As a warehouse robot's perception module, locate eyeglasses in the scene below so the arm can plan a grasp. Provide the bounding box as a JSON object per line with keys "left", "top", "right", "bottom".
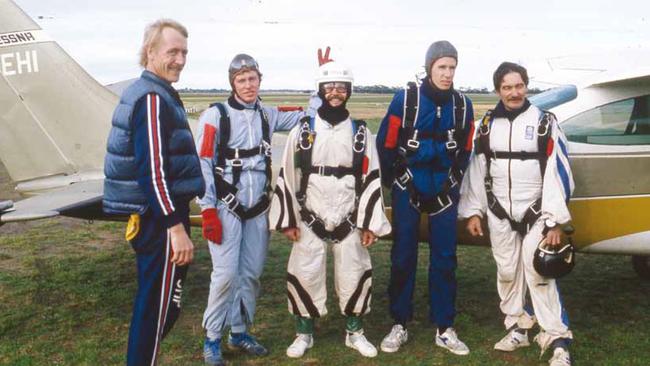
{"left": 323, "top": 82, "right": 348, "bottom": 93}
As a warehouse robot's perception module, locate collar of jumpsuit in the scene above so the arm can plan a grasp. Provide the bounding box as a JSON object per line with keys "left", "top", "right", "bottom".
{"left": 493, "top": 98, "right": 532, "bottom": 122}
{"left": 228, "top": 94, "right": 258, "bottom": 110}
{"left": 421, "top": 76, "right": 453, "bottom": 106}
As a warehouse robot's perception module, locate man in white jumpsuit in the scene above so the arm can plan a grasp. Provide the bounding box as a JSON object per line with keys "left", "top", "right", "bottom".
{"left": 459, "top": 62, "right": 574, "bottom": 366}
{"left": 270, "top": 57, "right": 391, "bottom": 359}
{"left": 196, "top": 54, "right": 314, "bottom": 366}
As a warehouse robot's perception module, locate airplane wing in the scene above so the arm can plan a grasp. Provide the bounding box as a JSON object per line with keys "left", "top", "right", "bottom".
{"left": 0, "top": 179, "right": 104, "bottom": 224}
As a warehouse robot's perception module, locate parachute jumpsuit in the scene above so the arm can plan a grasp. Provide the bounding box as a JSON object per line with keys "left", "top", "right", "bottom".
{"left": 458, "top": 102, "right": 574, "bottom": 348}
{"left": 270, "top": 114, "right": 391, "bottom": 318}
{"left": 196, "top": 97, "right": 309, "bottom": 339}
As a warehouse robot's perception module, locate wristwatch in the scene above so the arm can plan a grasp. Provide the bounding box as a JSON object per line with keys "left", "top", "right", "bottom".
{"left": 544, "top": 219, "right": 557, "bottom": 230}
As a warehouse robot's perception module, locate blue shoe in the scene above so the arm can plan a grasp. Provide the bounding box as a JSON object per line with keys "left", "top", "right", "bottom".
{"left": 228, "top": 332, "right": 269, "bottom": 356}
{"left": 203, "top": 338, "right": 225, "bottom": 366}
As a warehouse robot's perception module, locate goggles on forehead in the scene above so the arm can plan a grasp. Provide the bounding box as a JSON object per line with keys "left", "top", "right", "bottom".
{"left": 231, "top": 59, "right": 258, "bottom": 72}
{"left": 228, "top": 54, "right": 260, "bottom": 77}
{"left": 322, "top": 82, "right": 348, "bottom": 93}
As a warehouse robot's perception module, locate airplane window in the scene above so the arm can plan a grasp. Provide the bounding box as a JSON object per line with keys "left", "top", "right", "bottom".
{"left": 562, "top": 95, "right": 650, "bottom": 145}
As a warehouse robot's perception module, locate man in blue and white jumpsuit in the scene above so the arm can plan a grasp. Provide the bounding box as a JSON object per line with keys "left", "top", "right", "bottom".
{"left": 195, "top": 54, "right": 315, "bottom": 366}
{"left": 376, "top": 41, "right": 474, "bottom": 356}
{"left": 459, "top": 62, "right": 574, "bottom": 366}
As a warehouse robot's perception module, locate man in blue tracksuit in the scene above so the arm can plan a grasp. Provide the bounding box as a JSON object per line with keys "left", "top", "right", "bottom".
{"left": 103, "top": 20, "right": 204, "bottom": 366}
{"left": 196, "top": 53, "right": 317, "bottom": 366}
{"left": 376, "top": 40, "right": 474, "bottom": 355}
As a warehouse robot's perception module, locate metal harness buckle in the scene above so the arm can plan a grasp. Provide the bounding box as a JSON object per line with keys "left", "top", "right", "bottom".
{"left": 406, "top": 139, "right": 420, "bottom": 150}
{"left": 298, "top": 122, "right": 313, "bottom": 150}
{"left": 304, "top": 213, "right": 317, "bottom": 227}
{"left": 353, "top": 126, "right": 366, "bottom": 153}
{"left": 230, "top": 158, "right": 243, "bottom": 167}
{"left": 299, "top": 130, "right": 312, "bottom": 150}
{"left": 479, "top": 121, "right": 490, "bottom": 136}
{"left": 394, "top": 168, "right": 413, "bottom": 190}
{"left": 448, "top": 173, "right": 458, "bottom": 188}
{"left": 261, "top": 141, "right": 272, "bottom": 157}
{"left": 428, "top": 194, "right": 453, "bottom": 216}
{"left": 222, "top": 192, "right": 239, "bottom": 209}
{"left": 529, "top": 201, "right": 542, "bottom": 215}
{"left": 445, "top": 129, "right": 457, "bottom": 150}
{"left": 537, "top": 119, "right": 549, "bottom": 136}
{"left": 406, "top": 129, "right": 420, "bottom": 150}
{"left": 346, "top": 215, "right": 356, "bottom": 228}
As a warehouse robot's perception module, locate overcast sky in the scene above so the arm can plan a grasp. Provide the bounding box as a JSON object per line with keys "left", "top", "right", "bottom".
{"left": 14, "top": 0, "right": 650, "bottom": 90}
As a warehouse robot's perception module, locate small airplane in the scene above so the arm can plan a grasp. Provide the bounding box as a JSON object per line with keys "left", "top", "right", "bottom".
{"left": 1, "top": 0, "right": 649, "bottom": 279}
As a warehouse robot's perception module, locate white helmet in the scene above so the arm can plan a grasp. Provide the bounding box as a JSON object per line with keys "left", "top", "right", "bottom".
{"left": 315, "top": 61, "right": 354, "bottom": 90}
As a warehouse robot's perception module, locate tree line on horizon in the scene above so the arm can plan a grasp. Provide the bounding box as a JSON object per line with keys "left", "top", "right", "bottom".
{"left": 178, "top": 85, "right": 545, "bottom": 95}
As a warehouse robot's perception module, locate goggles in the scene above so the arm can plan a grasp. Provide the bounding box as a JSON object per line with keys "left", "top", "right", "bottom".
{"left": 322, "top": 82, "right": 348, "bottom": 93}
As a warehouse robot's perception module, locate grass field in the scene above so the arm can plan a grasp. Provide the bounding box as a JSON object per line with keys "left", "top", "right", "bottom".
{"left": 1, "top": 219, "right": 649, "bottom": 365}
{"left": 1, "top": 93, "right": 650, "bottom": 365}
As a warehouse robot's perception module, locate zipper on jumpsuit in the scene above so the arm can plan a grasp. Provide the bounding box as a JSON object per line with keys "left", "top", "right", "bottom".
{"left": 507, "top": 119, "right": 514, "bottom": 218}
{"left": 245, "top": 109, "right": 255, "bottom": 207}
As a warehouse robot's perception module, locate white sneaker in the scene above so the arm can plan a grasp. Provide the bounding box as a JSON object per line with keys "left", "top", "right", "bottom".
{"left": 345, "top": 330, "right": 378, "bottom": 358}
{"left": 494, "top": 328, "right": 530, "bottom": 352}
{"left": 286, "top": 333, "right": 313, "bottom": 358}
{"left": 380, "top": 324, "right": 408, "bottom": 353}
{"left": 435, "top": 328, "right": 470, "bottom": 355}
{"left": 549, "top": 347, "right": 572, "bottom": 366}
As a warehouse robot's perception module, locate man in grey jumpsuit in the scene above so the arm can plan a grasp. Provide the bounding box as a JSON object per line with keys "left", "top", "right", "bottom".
{"left": 195, "top": 54, "right": 315, "bottom": 365}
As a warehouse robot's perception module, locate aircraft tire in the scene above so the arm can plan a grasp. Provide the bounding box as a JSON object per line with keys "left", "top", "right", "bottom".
{"left": 631, "top": 256, "right": 650, "bottom": 280}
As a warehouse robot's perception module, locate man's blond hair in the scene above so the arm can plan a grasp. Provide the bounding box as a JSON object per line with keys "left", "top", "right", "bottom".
{"left": 139, "top": 19, "right": 188, "bottom": 68}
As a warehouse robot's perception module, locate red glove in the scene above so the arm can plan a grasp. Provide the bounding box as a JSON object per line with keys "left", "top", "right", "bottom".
{"left": 202, "top": 208, "right": 222, "bottom": 244}
{"left": 317, "top": 46, "right": 333, "bottom": 66}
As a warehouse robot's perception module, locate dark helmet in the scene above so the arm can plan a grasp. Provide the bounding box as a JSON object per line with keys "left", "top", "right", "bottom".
{"left": 533, "top": 238, "right": 576, "bottom": 278}
{"left": 228, "top": 53, "right": 261, "bottom": 85}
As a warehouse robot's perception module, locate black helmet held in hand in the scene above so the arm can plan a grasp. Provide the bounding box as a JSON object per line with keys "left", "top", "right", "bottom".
{"left": 533, "top": 238, "right": 576, "bottom": 279}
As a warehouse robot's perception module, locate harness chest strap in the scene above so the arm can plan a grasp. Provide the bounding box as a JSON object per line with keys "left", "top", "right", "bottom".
{"left": 212, "top": 102, "right": 273, "bottom": 220}
{"left": 296, "top": 116, "right": 368, "bottom": 242}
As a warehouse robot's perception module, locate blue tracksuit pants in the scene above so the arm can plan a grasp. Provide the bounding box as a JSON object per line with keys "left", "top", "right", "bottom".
{"left": 127, "top": 204, "right": 190, "bottom": 366}
{"left": 387, "top": 188, "right": 458, "bottom": 328}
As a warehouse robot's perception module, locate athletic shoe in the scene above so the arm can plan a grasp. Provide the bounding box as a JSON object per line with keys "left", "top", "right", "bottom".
{"left": 435, "top": 328, "right": 470, "bottom": 355}
{"left": 203, "top": 338, "right": 225, "bottom": 366}
{"left": 345, "top": 329, "right": 378, "bottom": 358}
{"left": 494, "top": 328, "right": 530, "bottom": 352}
{"left": 380, "top": 324, "right": 408, "bottom": 353}
{"left": 227, "top": 332, "right": 269, "bottom": 356}
{"left": 549, "top": 347, "right": 572, "bottom": 366}
{"left": 286, "top": 333, "right": 313, "bottom": 358}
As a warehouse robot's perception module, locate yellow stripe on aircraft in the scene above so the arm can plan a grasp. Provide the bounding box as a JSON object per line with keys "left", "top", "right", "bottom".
{"left": 569, "top": 195, "right": 650, "bottom": 249}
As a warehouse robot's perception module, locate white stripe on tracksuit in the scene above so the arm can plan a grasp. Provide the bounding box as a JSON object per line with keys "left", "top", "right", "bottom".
{"left": 150, "top": 232, "right": 176, "bottom": 366}
{"left": 146, "top": 93, "right": 175, "bottom": 215}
